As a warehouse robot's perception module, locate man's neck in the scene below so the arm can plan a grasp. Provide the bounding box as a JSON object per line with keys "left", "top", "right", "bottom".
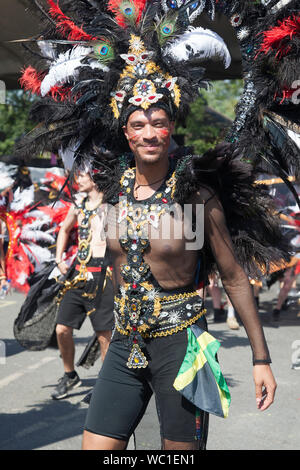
{"left": 134, "top": 156, "right": 169, "bottom": 185}
{"left": 86, "top": 189, "right": 102, "bottom": 207}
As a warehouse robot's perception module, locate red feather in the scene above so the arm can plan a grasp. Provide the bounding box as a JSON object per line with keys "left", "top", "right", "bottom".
{"left": 108, "top": 0, "right": 147, "bottom": 28}
{"left": 19, "top": 66, "right": 45, "bottom": 95}
{"left": 19, "top": 67, "right": 72, "bottom": 102}
{"left": 37, "top": 201, "right": 72, "bottom": 231}
{"left": 275, "top": 86, "right": 300, "bottom": 104}
{"left": 48, "top": 85, "right": 72, "bottom": 102}
{"left": 47, "top": 0, "right": 97, "bottom": 41}
{"left": 43, "top": 171, "right": 74, "bottom": 197}
{"left": 258, "top": 14, "right": 300, "bottom": 58}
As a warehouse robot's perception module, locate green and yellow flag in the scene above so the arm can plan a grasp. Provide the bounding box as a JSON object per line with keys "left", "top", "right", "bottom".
{"left": 173, "top": 324, "right": 231, "bottom": 418}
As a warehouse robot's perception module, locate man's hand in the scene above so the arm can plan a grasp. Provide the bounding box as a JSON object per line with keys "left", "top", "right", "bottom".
{"left": 57, "top": 261, "right": 68, "bottom": 276}
{"left": 253, "top": 365, "right": 277, "bottom": 411}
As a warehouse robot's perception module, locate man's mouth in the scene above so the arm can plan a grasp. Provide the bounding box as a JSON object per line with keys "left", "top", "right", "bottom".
{"left": 143, "top": 144, "right": 159, "bottom": 149}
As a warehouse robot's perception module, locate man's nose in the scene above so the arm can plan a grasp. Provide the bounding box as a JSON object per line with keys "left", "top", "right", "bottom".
{"left": 143, "top": 124, "right": 157, "bottom": 140}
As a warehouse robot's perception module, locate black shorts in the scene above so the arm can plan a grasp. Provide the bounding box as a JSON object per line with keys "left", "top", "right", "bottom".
{"left": 84, "top": 317, "right": 209, "bottom": 446}
{"left": 56, "top": 258, "right": 114, "bottom": 332}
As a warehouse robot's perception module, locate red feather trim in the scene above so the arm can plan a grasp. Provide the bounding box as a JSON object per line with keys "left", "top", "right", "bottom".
{"left": 19, "top": 68, "right": 72, "bottom": 102}
{"left": 275, "top": 85, "right": 300, "bottom": 104}
{"left": 257, "top": 14, "right": 300, "bottom": 58}
{"left": 37, "top": 200, "right": 72, "bottom": 231}
{"left": 19, "top": 66, "right": 45, "bottom": 95}
{"left": 44, "top": 171, "right": 73, "bottom": 196}
{"left": 0, "top": 210, "right": 33, "bottom": 293}
{"left": 48, "top": 85, "right": 72, "bottom": 102}
{"left": 108, "top": 0, "right": 147, "bottom": 28}
{"left": 47, "top": 0, "right": 97, "bottom": 41}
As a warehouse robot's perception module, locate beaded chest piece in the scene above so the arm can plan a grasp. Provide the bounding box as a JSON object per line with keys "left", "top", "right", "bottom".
{"left": 115, "top": 164, "right": 205, "bottom": 369}
{"left": 76, "top": 197, "right": 103, "bottom": 281}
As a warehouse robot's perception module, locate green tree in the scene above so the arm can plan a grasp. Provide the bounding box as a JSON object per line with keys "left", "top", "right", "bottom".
{"left": 177, "top": 79, "right": 243, "bottom": 154}
{"left": 176, "top": 95, "right": 220, "bottom": 154}
{"left": 0, "top": 90, "right": 36, "bottom": 156}
{"left": 202, "top": 79, "right": 244, "bottom": 121}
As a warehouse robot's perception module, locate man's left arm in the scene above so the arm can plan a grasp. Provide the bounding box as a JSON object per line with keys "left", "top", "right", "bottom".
{"left": 200, "top": 189, "right": 277, "bottom": 411}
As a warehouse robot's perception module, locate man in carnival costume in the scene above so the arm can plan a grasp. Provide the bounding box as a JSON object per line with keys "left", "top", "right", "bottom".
{"left": 16, "top": 0, "right": 299, "bottom": 450}
{"left": 12, "top": 165, "right": 114, "bottom": 379}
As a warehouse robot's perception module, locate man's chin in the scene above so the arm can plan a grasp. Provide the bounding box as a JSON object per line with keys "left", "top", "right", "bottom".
{"left": 137, "top": 151, "right": 164, "bottom": 164}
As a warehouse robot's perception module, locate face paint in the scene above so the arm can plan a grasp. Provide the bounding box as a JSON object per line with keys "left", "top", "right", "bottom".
{"left": 128, "top": 133, "right": 139, "bottom": 143}
{"left": 157, "top": 128, "right": 170, "bottom": 138}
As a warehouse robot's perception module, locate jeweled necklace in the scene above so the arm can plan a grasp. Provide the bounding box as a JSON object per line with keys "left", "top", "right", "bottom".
{"left": 134, "top": 175, "right": 167, "bottom": 200}
{"left": 117, "top": 164, "right": 177, "bottom": 368}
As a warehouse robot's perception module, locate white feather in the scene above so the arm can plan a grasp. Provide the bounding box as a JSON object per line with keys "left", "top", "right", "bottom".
{"left": 23, "top": 211, "right": 52, "bottom": 227}
{"left": 288, "top": 130, "right": 300, "bottom": 150}
{"left": 10, "top": 186, "right": 35, "bottom": 212}
{"left": 59, "top": 140, "right": 81, "bottom": 171}
{"left": 38, "top": 40, "right": 57, "bottom": 61}
{"left": 41, "top": 46, "right": 93, "bottom": 97}
{"left": 16, "top": 271, "right": 27, "bottom": 286}
{"left": 23, "top": 243, "right": 53, "bottom": 264}
{"left": 0, "top": 174, "right": 14, "bottom": 192}
{"left": 89, "top": 60, "right": 109, "bottom": 73}
{"left": 21, "top": 228, "right": 55, "bottom": 244}
{"left": 164, "top": 27, "right": 231, "bottom": 69}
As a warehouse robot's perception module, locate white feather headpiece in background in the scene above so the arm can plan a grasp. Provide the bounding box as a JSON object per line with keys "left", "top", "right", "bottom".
{"left": 164, "top": 27, "right": 231, "bottom": 69}
{"left": 10, "top": 186, "right": 35, "bottom": 212}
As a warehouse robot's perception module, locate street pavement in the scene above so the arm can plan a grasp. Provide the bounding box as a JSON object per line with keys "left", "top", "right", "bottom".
{"left": 0, "top": 284, "right": 299, "bottom": 451}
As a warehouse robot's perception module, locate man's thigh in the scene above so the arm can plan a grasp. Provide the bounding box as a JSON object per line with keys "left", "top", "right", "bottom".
{"left": 84, "top": 340, "right": 152, "bottom": 441}
{"left": 147, "top": 328, "right": 205, "bottom": 443}
{"left": 56, "top": 288, "right": 86, "bottom": 329}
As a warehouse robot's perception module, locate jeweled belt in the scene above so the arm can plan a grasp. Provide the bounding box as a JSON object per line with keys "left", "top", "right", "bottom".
{"left": 114, "top": 285, "right": 206, "bottom": 369}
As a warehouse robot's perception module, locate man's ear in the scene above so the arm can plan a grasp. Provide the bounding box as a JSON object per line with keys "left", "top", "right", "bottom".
{"left": 170, "top": 121, "right": 175, "bottom": 134}
{"left": 122, "top": 125, "right": 129, "bottom": 140}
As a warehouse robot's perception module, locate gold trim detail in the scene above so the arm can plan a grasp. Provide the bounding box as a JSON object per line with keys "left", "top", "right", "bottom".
{"left": 115, "top": 307, "right": 206, "bottom": 338}
{"left": 86, "top": 308, "right": 96, "bottom": 316}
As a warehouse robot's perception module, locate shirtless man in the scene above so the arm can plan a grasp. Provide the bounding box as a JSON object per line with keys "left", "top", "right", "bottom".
{"left": 52, "top": 170, "right": 114, "bottom": 400}
{"left": 82, "top": 107, "right": 277, "bottom": 450}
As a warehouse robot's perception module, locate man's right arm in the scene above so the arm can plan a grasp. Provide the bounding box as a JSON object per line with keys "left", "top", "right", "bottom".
{"left": 199, "top": 188, "right": 276, "bottom": 411}
{"left": 56, "top": 204, "right": 78, "bottom": 275}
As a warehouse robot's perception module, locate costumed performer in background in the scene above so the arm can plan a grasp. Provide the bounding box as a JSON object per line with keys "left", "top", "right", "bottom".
{"left": 15, "top": 0, "right": 299, "bottom": 451}
{"left": 51, "top": 166, "right": 114, "bottom": 400}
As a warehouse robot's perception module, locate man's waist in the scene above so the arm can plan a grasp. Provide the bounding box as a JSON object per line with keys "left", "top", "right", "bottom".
{"left": 155, "top": 283, "right": 196, "bottom": 298}
{"left": 114, "top": 285, "right": 205, "bottom": 339}
{"left": 75, "top": 256, "right": 107, "bottom": 270}
{"left": 75, "top": 264, "right": 103, "bottom": 272}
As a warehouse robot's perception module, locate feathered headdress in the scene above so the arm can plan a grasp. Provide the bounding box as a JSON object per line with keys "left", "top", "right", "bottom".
{"left": 14, "top": 0, "right": 300, "bottom": 198}
{"left": 215, "top": 0, "right": 300, "bottom": 192}
{"left": 15, "top": 0, "right": 231, "bottom": 170}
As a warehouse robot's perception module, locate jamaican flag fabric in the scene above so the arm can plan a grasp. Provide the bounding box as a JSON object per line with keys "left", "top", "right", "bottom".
{"left": 173, "top": 324, "right": 231, "bottom": 418}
